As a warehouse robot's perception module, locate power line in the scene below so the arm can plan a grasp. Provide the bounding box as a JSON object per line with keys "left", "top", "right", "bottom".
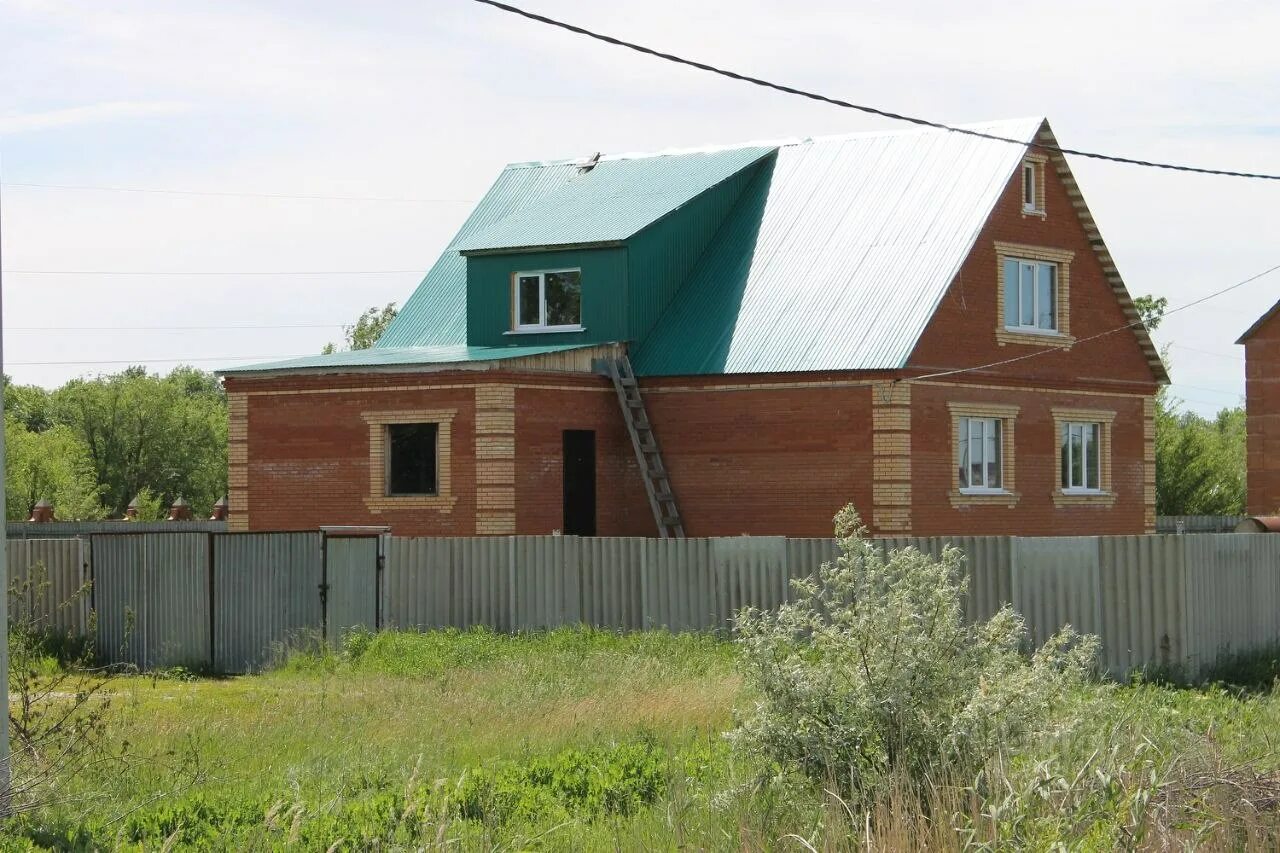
{"left": 910, "top": 261, "right": 1280, "bottom": 383}
{"left": 1169, "top": 382, "right": 1244, "bottom": 398}
{"left": 469, "top": 0, "right": 1280, "bottom": 182}
{"left": 2, "top": 181, "right": 476, "bottom": 204}
{"left": 6, "top": 323, "right": 346, "bottom": 331}
{"left": 8, "top": 354, "right": 307, "bottom": 367}
{"left": 4, "top": 269, "right": 421, "bottom": 276}
{"left": 1169, "top": 342, "right": 1245, "bottom": 362}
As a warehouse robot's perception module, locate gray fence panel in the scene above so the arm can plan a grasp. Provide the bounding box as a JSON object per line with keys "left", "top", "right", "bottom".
{"left": 1156, "top": 516, "right": 1245, "bottom": 534}
{"left": 1184, "top": 534, "right": 1280, "bottom": 675}
{"left": 325, "top": 537, "right": 379, "bottom": 643}
{"left": 6, "top": 539, "right": 89, "bottom": 636}
{"left": 90, "top": 533, "right": 209, "bottom": 670}
{"left": 384, "top": 537, "right": 453, "bottom": 629}
{"left": 643, "top": 538, "right": 716, "bottom": 630}
{"left": 1098, "top": 535, "right": 1185, "bottom": 677}
{"left": 213, "top": 532, "right": 322, "bottom": 673}
{"left": 452, "top": 537, "right": 511, "bottom": 631}
{"left": 880, "top": 536, "right": 1013, "bottom": 624}
{"left": 579, "top": 537, "right": 645, "bottom": 629}
{"left": 509, "top": 536, "right": 580, "bottom": 630}
{"left": 714, "top": 537, "right": 788, "bottom": 625}
{"left": 1012, "top": 537, "right": 1103, "bottom": 649}
{"left": 784, "top": 538, "right": 839, "bottom": 585}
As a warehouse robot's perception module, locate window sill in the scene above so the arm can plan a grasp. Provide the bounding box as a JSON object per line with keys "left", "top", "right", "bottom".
{"left": 996, "top": 327, "right": 1074, "bottom": 349}
{"left": 1053, "top": 490, "right": 1116, "bottom": 508}
{"left": 504, "top": 326, "right": 585, "bottom": 335}
{"left": 364, "top": 495, "right": 457, "bottom": 514}
{"left": 1021, "top": 206, "right": 1046, "bottom": 218}
{"left": 950, "top": 489, "right": 1018, "bottom": 508}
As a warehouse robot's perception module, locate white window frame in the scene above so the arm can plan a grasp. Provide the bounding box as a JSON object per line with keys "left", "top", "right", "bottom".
{"left": 958, "top": 416, "right": 1005, "bottom": 493}
{"left": 512, "top": 268, "right": 583, "bottom": 333}
{"left": 1022, "top": 162, "right": 1038, "bottom": 212}
{"left": 1004, "top": 258, "right": 1058, "bottom": 334}
{"left": 1061, "top": 421, "right": 1102, "bottom": 493}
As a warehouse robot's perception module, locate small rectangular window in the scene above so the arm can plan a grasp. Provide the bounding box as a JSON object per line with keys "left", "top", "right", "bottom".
{"left": 1022, "top": 162, "right": 1037, "bottom": 211}
{"left": 513, "top": 269, "right": 582, "bottom": 331}
{"left": 957, "top": 416, "right": 1003, "bottom": 491}
{"left": 387, "top": 423, "right": 438, "bottom": 496}
{"left": 1003, "top": 258, "right": 1058, "bottom": 333}
{"left": 1061, "top": 421, "right": 1101, "bottom": 491}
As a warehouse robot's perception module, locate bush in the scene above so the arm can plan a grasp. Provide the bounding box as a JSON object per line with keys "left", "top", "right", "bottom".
{"left": 730, "top": 505, "right": 1099, "bottom": 803}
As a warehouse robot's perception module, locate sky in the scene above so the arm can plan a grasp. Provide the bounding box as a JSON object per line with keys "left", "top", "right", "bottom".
{"left": 0, "top": 0, "right": 1277, "bottom": 417}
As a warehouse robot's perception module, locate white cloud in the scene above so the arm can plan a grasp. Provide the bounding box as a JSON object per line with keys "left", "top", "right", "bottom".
{"left": 0, "top": 100, "right": 188, "bottom": 135}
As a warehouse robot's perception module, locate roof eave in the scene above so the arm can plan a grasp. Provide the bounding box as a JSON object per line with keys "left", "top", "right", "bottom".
{"left": 1236, "top": 298, "right": 1280, "bottom": 344}
{"left": 458, "top": 240, "right": 626, "bottom": 257}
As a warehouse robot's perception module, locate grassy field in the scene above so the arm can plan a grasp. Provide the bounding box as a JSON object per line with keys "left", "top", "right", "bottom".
{"left": 6, "top": 628, "right": 1280, "bottom": 850}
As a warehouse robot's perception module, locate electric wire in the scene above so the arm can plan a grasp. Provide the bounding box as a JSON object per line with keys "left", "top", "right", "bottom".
{"left": 469, "top": 0, "right": 1280, "bottom": 181}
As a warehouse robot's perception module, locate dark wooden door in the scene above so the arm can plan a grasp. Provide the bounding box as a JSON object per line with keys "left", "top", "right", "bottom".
{"left": 562, "top": 430, "right": 597, "bottom": 536}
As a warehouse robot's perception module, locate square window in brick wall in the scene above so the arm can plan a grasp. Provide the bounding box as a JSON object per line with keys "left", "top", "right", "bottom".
{"left": 387, "top": 423, "right": 439, "bottom": 496}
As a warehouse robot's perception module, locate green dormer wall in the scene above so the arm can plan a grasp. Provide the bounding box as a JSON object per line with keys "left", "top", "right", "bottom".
{"left": 465, "top": 247, "right": 628, "bottom": 348}
{"left": 625, "top": 156, "right": 769, "bottom": 343}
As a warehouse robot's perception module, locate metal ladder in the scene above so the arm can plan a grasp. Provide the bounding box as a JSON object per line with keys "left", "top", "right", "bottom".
{"left": 604, "top": 355, "right": 685, "bottom": 538}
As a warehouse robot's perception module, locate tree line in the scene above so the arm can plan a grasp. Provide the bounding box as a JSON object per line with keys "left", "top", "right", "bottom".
{"left": 4, "top": 367, "right": 227, "bottom": 521}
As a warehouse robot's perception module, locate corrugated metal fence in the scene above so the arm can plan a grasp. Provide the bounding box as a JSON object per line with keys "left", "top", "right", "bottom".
{"left": 8, "top": 531, "right": 1280, "bottom": 677}
{"left": 1156, "top": 515, "right": 1245, "bottom": 534}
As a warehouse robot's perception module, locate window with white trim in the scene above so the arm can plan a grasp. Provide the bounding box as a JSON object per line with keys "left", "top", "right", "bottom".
{"left": 957, "top": 416, "right": 1003, "bottom": 491}
{"left": 1022, "top": 162, "right": 1037, "bottom": 211}
{"left": 1002, "top": 258, "right": 1058, "bottom": 333}
{"left": 1061, "top": 421, "right": 1101, "bottom": 492}
{"left": 513, "top": 269, "right": 582, "bottom": 331}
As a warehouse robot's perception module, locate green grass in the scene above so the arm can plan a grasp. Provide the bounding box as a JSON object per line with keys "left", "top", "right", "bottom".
{"left": 6, "top": 628, "right": 1280, "bottom": 850}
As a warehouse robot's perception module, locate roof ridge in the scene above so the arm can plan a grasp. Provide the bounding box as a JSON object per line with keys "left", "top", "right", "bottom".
{"left": 499, "top": 117, "right": 1046, "bottom": 170}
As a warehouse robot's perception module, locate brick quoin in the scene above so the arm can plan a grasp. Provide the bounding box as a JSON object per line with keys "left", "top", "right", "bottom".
{"left": 1243, "top": 306, "right": 1280, "bottom": 515}
{"left": 225, "top": 150, "right": 1162, "bottom": 537}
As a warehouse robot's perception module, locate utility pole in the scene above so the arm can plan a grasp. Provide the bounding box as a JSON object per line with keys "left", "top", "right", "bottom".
{"left": 0, "top": 169, "right": 11, "bottom": 804}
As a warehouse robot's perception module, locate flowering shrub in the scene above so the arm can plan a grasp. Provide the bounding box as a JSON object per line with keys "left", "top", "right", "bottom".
{"left": 731, "top": 505, "right": 1098, "bottom": 801}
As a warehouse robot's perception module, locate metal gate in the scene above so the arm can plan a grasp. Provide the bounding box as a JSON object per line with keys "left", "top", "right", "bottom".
{"left": 323, "top": 531, "right": 383, "bottom": 644}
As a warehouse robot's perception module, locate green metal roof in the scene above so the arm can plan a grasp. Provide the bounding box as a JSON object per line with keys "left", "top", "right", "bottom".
{"left": 219, "top": 343, "right": 596, "bottom": 376}
{"left": 453, "top": 147, "right": 773, "bottom": 254}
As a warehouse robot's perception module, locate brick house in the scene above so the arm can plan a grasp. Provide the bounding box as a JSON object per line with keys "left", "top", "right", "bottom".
{"left": 1239, "top": 298, "right": 1280, "bottom": 515}
{"left": 221, "top": 118, "right": 1167, "bottom": 537}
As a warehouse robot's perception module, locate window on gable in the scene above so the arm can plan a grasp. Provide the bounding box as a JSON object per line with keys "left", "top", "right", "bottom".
{"left": 1022, "top": 157, "right": 1045, "bottom": 214}
{"left": 1003, "top": 258, "right": 1058, "bottom": 333}
{"left": 957, "top": 416, "right": 1003, "bottom": 491}
{"left": 513, "top": 269, "right": 582, "bottom": 331}
{"left": 1061, "top": 421, "right": 1101, "bottom": 492}
{"left": 387, "top": 422, "right": 438, "bottom": 496}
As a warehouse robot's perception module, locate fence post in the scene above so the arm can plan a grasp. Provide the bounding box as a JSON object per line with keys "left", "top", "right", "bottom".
{"left": 207, "top": 533, "right": 216, "bottom": 673}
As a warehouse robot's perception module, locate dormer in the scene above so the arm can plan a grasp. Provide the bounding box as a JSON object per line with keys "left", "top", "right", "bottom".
{"left": 455, "top": 147, "right": 774, "bottom": 349}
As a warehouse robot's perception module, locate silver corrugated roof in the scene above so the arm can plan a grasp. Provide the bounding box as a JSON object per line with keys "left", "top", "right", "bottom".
{"left": 632, "top": 118, "right": 1046, "bottom": 374}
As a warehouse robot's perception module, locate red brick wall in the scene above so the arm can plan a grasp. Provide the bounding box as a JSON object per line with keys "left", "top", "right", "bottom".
{"left": 1245, "top": 310, "right": 1280, "bottom": 515}
{"left": 514, "top": 385, "right": 652, "bottom": 536}
{"left": 908, "top": 381, "right": 1147, "bottom": 535}
{"left": 641, "top": 379, "right": 876, "bottom": 537}
{"left": 910, "top": 155, "right": 1159, "bottom": 394}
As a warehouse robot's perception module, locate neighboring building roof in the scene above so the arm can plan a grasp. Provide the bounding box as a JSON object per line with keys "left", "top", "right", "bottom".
{"left": 1237, "top": 298, "right": 1280, "bottom": 344}
{"left": 218, "top": 343, "right": 597, "bottom": 376}
{"left": 454, "top": 146, "right": 774, "bottom": 253}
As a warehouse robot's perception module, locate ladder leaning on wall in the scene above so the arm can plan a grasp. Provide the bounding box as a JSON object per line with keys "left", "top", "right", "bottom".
{"left": 603, "top": 355, "right": 685, "bottom": 539}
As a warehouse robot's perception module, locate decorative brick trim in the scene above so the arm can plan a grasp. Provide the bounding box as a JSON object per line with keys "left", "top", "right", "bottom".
{"left": 1143, "top": 396, "right": 1157, "bottom": 532}
{"left": 994, "top": 241, "right": 1074, "bottom": 347}
{"left": 473, "top": 385, "right": 517, "bottom": 535}
{"left": 948, "top": 402, "right": 1019, "bottom": 507}
{"left": 362, "top": 409, "right": 457, "bottom": 514}
{"left": 226, "top": 392, "right": 249, "bottom": 531}
{"left": 1051, "top": 407, "right": 1117, "bottom": 507}
{"left": 871, "top": 382, "right": 912, "bottom": 533}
